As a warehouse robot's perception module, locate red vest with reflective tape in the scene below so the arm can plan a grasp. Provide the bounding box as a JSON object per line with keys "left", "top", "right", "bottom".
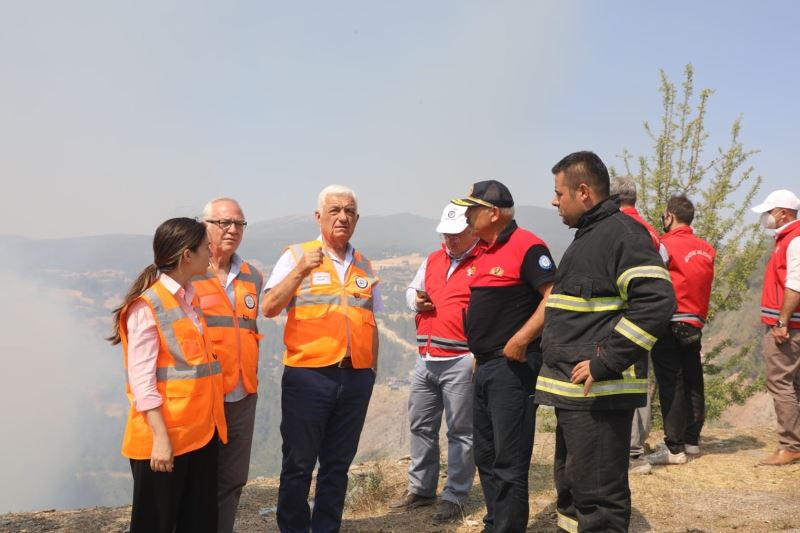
{"left": 661, "top": 226, "right": 715, "bottom": 328}
{"left": 761, "top": 219, "right": 800, "bottom": 328}
{"left": 193, "top": 261, "right": 263, "bottom": 394}
{"left": 620, "top": 206, "right": 660, "bottom": 250}
{"left": 416, "top": 245, "right": 482, "bottom": 357}
{"left": 119, "top": 280, "right": 227, "bottom": 460}
{"left": 284, "top": 240, "right": 379, "bottom": 368}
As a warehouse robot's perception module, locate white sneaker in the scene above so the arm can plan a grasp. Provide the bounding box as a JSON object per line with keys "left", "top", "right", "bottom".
{"left": 646, "top": 448, "right": 687, "bottom": 465}
{"left": 685, "top": 444, "right": 700, "bottom": 456}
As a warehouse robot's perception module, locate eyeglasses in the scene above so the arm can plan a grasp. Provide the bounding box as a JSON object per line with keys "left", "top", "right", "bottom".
{"left": 206, "top": 219, "right": 248, "bottom": 230}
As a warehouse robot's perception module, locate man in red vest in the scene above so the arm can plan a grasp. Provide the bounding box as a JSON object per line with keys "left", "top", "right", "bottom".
{"left": 194, "top": 197, "right": 263, "bottom": 533}
{"left": 647, "top": 195, "right": 716, "bottom": 466}
{"left": 611, "top": 176, "right": 661, "bottom": 475}
{"left": 751, "top": 189, "right": 800, "bottom": 466}
{"left": 388, "top": 203, "right": 481, "bottom": 523}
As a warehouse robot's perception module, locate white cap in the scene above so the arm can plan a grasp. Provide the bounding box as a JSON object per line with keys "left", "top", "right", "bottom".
{"left": 436, "top": 203, "right": 469, "bottom": 234}
{"left": 751, "top": 189, "right": 800, "bottom": 213}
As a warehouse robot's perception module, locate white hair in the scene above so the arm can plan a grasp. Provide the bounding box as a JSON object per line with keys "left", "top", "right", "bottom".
{"left": 610, "top": 176, "right": 638, "bottom": 205}
{"left": 316, "top": 184, "right": 358, "bottom": 211}
{"left": 202, "top": 197, "right": 244, "bottom": 220}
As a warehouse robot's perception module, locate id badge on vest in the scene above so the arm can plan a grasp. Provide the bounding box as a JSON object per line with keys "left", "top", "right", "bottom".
{"left": 312, "top": 272, "right": 331, "bottom": 286}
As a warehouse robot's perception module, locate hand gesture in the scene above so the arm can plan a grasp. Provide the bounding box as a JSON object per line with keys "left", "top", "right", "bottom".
{"left": 502, "top": 338, "right": 528, "bottom": 363}
{"left": 570, "top": 360, "right": 594, "bottom": 396}
{"left": 298, "top": 247, "right": 324, "bottom": 276}
{"left": 415, "top": 291, "right": 434, "bottom": 312}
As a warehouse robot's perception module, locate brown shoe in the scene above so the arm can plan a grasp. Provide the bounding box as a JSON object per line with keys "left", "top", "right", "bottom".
{"left": 432, "top": 500, "right": 463, "bottom": 523}
{"left": 388, "top": 489, "right": 436, "bottom": 512}
{"left": 758, "top": 449, "right": 800, "bottom": 466}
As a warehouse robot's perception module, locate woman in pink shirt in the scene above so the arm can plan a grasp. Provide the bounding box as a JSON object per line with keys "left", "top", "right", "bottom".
{"left": 108, "top": 217, "right": 227, "bottom": 533}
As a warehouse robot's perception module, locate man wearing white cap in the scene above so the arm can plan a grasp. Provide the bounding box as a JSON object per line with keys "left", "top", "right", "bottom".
{"left": 388, "top": 203, "right": 482, "bottom": 522}
{"left": 752, "top": 189, "right": 800, "bottom": 466}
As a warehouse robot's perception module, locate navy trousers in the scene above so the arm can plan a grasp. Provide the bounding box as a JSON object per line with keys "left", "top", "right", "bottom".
{"left": 473, "top": 355, "right": 539, "bottom": 533}
{"left": 277, "top": 365, "right": 375, "bottom": 533}
{"left": 554, "top": 408, "right": 634, "bottom": 533}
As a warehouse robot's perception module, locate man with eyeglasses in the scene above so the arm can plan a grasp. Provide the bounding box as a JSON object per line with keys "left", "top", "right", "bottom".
{"left": 262, "top": 184, "right": 382, "bottom": 533}
{"left": 192, "top": 197, "right": 263, "bottom": 533}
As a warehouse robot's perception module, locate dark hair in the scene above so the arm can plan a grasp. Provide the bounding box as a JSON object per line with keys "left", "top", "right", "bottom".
{"left": 108, "top": 217, "right": 207, "bottom": 345}
{"left": 666, "top": 194, "right": 695, "bottom": 225}
{"left": 551, "top": 151, "right": 610, "bottom": 198}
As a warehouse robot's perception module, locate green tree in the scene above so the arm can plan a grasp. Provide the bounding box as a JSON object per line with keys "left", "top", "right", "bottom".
{"left": 619, "top": 64, "right": 768, "bottom": 421}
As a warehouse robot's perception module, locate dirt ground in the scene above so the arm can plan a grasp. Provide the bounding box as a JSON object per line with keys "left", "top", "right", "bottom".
{"left": 2, "top": 426, "right": 799, "bottom": 533}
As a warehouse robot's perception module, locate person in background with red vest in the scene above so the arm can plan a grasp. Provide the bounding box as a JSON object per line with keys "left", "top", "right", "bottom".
{"left": 108, "top": 218, "right": 227, "bottom": 533}
{"left": 454, "top": 180, "right": 555, "bottom": 533}
{"left": 388, "top": 203, "right": 481, "bottom": 522}
{"left": 647, "top": 195, "right": 716, "bottom": 466}
{"left": 611, "top": 176, "right": 662, "bottom": 476}
{"left": 262, "top": 184, "right": 382, "bottom": 532}
{"left": 193, "top": 198, "right": 263, "bottom": 533}
{"left": 751, "top": 189, "right": 800, "bottom": 466}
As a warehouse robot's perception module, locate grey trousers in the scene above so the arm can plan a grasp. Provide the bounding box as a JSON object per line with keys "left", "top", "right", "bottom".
{"left": 763, "top": 328, "right": 800, "bottom": 452}
{"left": 217, "top": 393, "right": 257, "bottom": 533}
{"left": 407, "top": 355, "right": 475, "bottom": 504}
{"left": 630, "top": 374, "right": 654, "bottom": 458}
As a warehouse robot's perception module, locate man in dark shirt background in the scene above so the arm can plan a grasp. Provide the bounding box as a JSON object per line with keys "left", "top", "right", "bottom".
{"left": 452, "top": 180, "right": 555, "bottom": 533}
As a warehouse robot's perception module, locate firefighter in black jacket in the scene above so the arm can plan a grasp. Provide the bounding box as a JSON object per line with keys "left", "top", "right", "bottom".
{"left": 537, "top": 151, "right": 676, "bottom": 533}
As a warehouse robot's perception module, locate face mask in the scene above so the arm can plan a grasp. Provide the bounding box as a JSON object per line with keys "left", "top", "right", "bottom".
{"left": 661, "top": 214, "right": 672, "bottom": 233}
{"left": 760, "top": 212, "right": 778, "bottom": 230}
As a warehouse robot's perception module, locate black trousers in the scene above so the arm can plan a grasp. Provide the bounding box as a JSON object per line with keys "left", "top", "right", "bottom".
{"left": 473, "top": 356, "right": 538, "bottom": 533}
{"left": 277, "top": 365, "right": 375, "bottom": 533}
{"left": 129, "top": 434, "right": 218, "bottom": 533}
{"left": 651, "top": 327, "right": 705, "bottom": 453}
{"left": 554, "top": 408, "right": 633, "bottom": 533}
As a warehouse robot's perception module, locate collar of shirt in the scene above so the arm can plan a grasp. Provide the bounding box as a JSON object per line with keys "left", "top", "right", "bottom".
{"left": 315, "top": 234, "right": 354, "bottom": 265}
{"left": 224, "top": 253, "right": 243, "bottom": 288}
{"left": 159, "top": 272, "right": 196, "bottom": 307}
{"left": 776, "top": 219, "right": 800, "bottom": 236}
{"left": 486, "top": 220, "right": 518, "bottom": 250}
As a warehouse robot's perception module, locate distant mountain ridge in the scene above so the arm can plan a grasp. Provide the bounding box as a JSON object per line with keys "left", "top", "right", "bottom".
{"left": 1, "top": 206, "right": 573, "bottom": 276}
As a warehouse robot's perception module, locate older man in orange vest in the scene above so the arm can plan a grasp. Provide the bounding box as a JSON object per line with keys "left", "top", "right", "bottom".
{"left": 193, "top": 198, "right": 263, "bottom": 533}
{"left": 263, "top": 184, "right": 382, "bottom": 532}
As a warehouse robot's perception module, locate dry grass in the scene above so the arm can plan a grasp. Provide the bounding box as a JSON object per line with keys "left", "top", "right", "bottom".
{"left": 4, "top": 427, "right": 800, "bottom": 532}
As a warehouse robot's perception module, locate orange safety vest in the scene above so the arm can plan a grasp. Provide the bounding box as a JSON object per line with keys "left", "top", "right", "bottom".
{"left": 283, "top": 240, "right": 379, "bottom": 368}
{"left": 192, "top": 261, "right": 263, "bottom": 394}
{"left": 120, "top": 280, "right": 227, "bottom": 459}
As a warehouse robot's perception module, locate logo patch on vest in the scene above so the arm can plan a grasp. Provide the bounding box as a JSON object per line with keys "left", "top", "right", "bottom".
{"left": 466, "top": 265, "right": 476, "bottom": 277}
{"left": 538, "top": 255, "right": 553, "bottom": 270}
{"left": 490, "top": 266, "right": 504, "bottom": 277}
{"left": 354, "top": 276, "right": 369, "bottom": 289}
{"left": 244, "top": 294, "right": 257, "bottom": 309}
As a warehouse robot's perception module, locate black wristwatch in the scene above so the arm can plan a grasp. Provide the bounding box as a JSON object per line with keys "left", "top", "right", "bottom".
{"left": 775, "top": 319, "right": 786, "bottom": 328}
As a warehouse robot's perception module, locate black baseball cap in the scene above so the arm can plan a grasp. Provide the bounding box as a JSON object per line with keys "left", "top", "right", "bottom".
{"left": 452, "top": 180, "right": 514, "bottom": 208}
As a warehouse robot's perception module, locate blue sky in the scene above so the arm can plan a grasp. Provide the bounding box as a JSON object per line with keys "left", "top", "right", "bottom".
{"left": 1, "top": 1, "right": 798, "bottom": 238}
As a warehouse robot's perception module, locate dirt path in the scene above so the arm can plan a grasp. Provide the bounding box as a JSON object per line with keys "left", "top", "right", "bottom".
{"left": 3, "top": 427, "right": 799, "bottom": 532}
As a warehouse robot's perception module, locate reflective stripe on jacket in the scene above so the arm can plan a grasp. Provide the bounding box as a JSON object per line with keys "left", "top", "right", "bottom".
{"left": 120, "top": 280, "right": 227, "bottom": 459}
{"left": 193, "top": 261, "right": 263, "bottom": 394}
{"left": 416, "top": 245, "right": 481, "bottom": 357}
{"left": 661, "top": 226, "right": 716, "bottom": 329}
{"left": 283, "top": 240, "right": 379, "bottom": 368}
{"left": 537, "top": 196, "right": 676, "bottom": 410}
{"left": 761, "top": 219, "right": 800, "bottom": 328}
